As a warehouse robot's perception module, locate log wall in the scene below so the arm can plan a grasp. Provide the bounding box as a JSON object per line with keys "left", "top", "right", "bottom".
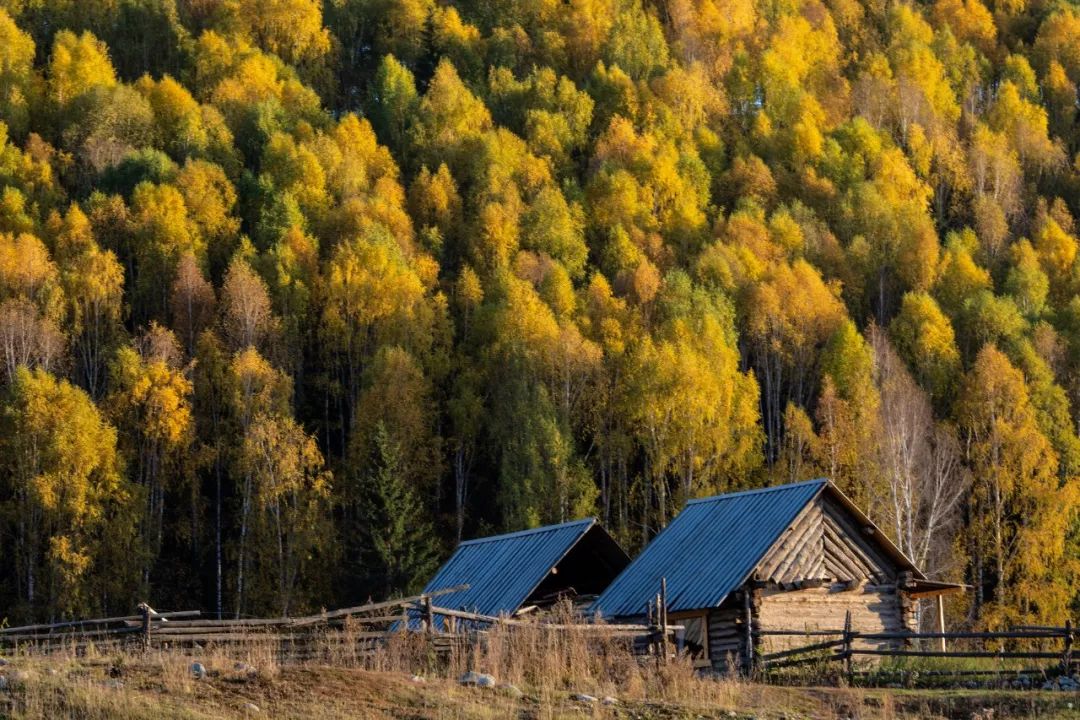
{"left": 707, "top": 602, "right": 746, "bottom": 672}
{"left": 756, "top": 583, "right": 909, "bottom": 652}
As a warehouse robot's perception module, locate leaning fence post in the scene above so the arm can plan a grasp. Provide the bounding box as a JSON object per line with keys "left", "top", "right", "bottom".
{"left": 1064, "top": 619, "right": 1073, "bottom": 672}
{"left": 842, "top": 609, "right": 853, "bottom": 684}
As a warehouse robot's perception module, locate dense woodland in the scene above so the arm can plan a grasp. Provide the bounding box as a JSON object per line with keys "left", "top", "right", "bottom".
{"left": 0, "top": 0, "right": 1078, "bottom": 628}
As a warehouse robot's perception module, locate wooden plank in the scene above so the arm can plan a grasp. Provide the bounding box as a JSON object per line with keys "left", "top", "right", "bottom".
{"left": 771, "top": 515, "right": 823, "bottom": 583}
{"left": 853, "top": 649, "right": 1062, "bottom": 659}
{"left": 289, "top": 584, "right": 470, "bottom": 625}
{"left": 780, "top": 527, "right": 824, "bottom": 585}
{"left": 823, "top": 519, "right": 872, "bottom": 581}
{"left": 151, "top": 633, "right": 339, "bottom": 643}
{"left": 144, "top": 626, "right": 296, "bottom": 636}
{"left": 857, "top": 630, "right": 1066, "bottom": 640}
{"left": 822, "top": 497, "right": 894, "bottom": 582}
{"left": 0, "top": 627, "right": 143, "bottom": 643}
{"left": 419, "top": 604, "right": 668, "bottom": 631}
{"left": 0, "top": 610, "right": 199, "bottom": 635}
{"left": 760, "top": 637, "right": 845, "bottom": 662}
{"left": 758, "top": 503, "right": 821, "bottom": 580}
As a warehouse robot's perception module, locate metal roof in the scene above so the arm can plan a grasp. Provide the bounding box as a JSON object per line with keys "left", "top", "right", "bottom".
{"left": 419, "top": 518, "right": 602, "bottom": 619}
{"left": 592, "top": 479, "right": 828, "bottom": 618}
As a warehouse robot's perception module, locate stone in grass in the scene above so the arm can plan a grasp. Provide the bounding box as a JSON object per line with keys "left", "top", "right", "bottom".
{"left": 459, "top": 671, "right": 496, "bottom": 688}
{"left": 601, "top": 696, "right": 617, "bottom": 706}
{"left": 571, "top": 693, "right": 597, "bottom": 703}
{"left": 243, "top": 702, "right": 260, "bottom": 714}
{"left": 234, "top": 662, "right": 257, "bottom": 677}
{"left": 0, "top": 675, "right": 8, "bottom": 691}
{"left": 497, "top": 684, "right": 523, "bottom": 698}
{"left": 0, "top": 658, "right": 8, "bottom": 666}
{"left": 410, "top": 675, "right": 425, "bottom": 684}
{"left": 191, "top": 662, "right": 208, "bottom": 680}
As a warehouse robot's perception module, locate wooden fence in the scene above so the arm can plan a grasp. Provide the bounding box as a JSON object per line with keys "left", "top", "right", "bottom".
{"left": 757, "top": 610, "right": 1076, "bottom": 681}
{"left": 0, "top": 588, "right": 676, "bottom": 662}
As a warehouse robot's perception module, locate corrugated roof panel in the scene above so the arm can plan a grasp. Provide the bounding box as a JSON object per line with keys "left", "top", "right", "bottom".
{"left": 592, "top": 479, "right": 827, "bottom": 617}
{"left": 420, "top": 518, "right": 597, "bottom": 618}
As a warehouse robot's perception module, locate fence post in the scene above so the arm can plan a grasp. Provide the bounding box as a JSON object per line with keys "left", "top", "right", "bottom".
{"left": 936, "top": 595, "right": 947, "bottom": 653}
{"left": 660, "top": 577, "right": 669, "bottom": 665}
{"left": 743, "top": 589, "right": 755, "bottom": 678}
{"left": 654, "top": 592, "right": 662, "bottom": 667}
{"left": 1064, "top": 619, "right": 1073, "bottom": 673}
{"left": 842, "top": 609, "right": 853, "bottom": 684}
{"left": 422, "top": 595, "right": 434, "bottom": 634}
{"left": 138, "top": 602, "right": 152, "bottom": 651}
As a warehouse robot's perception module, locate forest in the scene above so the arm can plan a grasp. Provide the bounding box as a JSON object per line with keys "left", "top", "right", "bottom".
{"left": 0, "top": 0, "right": 1077, "bottom": 629}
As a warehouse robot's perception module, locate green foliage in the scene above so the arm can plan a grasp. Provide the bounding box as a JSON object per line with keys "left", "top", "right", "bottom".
{"left": 355, "top": 422, "right": 439, "bottom": 597}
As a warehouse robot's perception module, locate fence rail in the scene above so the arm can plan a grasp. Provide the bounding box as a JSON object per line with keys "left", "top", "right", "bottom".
{"left": 757, "top": 612, "right": 1077, "bottom": 680}
{"left": 0, "top": 587, "right": 676, "bottom": 662}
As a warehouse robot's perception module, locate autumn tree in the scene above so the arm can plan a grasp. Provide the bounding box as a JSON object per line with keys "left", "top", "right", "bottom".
{"left": 0, "top": 368, "right": 138, "bottom": 620}
{"left": 956, "top": 346, "right": 1079, "bottom": 624}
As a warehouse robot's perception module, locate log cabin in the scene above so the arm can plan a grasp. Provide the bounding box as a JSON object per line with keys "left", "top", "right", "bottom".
{"left": 591, "top": 479, "right": 964, "bottom": 672}
{"left": 417, "top": 518, "right": 630, "bottom": 629}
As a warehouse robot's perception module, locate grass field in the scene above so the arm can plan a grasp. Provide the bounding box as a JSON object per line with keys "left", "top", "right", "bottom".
{"left": 2, "top": 614, "right": 1078, "bottom": 720}
{"left": 1, "top": 653, "right": 1079, "bottom": 719}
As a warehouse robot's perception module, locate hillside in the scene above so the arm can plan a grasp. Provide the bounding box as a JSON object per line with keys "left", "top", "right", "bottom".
{"left": 0, "top": 0, "right": 1079, "bottom": 628}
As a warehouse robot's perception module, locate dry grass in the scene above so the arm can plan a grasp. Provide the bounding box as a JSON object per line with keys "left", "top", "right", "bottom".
{"left": 1, "top": 612, "right": 1077, "bottom": 719}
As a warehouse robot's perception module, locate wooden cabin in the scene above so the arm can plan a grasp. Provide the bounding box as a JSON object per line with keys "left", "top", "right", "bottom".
{"left": 418, "top": 518, "right": 630, "bottom": 628}
{"left": 591, "top": 479, "right": 964, "bottom": 672}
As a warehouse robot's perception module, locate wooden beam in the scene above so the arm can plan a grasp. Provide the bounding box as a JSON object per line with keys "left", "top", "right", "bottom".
{"left": 936, "top": 595, "right": 946, "bottom": 653}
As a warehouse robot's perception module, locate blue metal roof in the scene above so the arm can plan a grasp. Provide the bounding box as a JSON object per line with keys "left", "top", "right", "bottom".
{"left": 420, "top": 518, "right": 599, "bottom": 619}
{"left": 592, "top": 479, "right": 828, "bottom": 617}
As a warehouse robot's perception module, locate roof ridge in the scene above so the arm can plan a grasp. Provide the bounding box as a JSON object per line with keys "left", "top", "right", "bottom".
{"left": 458, "top": 517, "right": 596, "bottom": 546}
{"left": 684, "top": 478, "right": 827, "bottom": 506}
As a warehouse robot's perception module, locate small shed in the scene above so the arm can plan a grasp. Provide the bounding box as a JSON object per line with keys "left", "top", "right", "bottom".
{"left": 591, "top": 479, "right": 964, "bottom": 671}
{"left": 419, "top": 518, "right": 630, "bottom": 626}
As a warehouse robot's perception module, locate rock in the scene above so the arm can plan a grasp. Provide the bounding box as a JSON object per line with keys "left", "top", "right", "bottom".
{"left": 602, "top": 696, "right": 617, "bottom": 706}
{"left": 410, "top": 675, "right": 425, "bottom": 684}
{"left": 191, "top": 662, "right": 207, "bottom": 680}
{"left": 0, "top": 676, "right": 8, "bottom": 691}
{"left": 498, "top": 683, "right": 523, "bottom": 698}
{"left": 459, "top": 671, "right": 496, "bottom": 688}
{"left": 0, "top": 658, "right": 8, "bottom": 666}
{"left": 1043, "top": 681, "right": 1055, "bottom": 691}
{"left": 234, "top": 662, "right": 257, "bottom": 677}
{"left": 571, "top": 693, "right": 598, "bottom": 703}
{"left": 242, "top": 703, "right": 260, "bottom": 714}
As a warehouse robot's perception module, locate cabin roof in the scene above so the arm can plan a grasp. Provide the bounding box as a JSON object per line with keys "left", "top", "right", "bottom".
{"left": 420, "top": 518, "right": 629, "bottom": 619}
{"left": 591, "top": 479, "right": 934, "bottom": 618}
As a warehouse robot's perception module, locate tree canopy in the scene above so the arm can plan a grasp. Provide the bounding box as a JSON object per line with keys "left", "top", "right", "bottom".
{"left": 0, "top": 0, "right": 1078, "bottom": 628}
